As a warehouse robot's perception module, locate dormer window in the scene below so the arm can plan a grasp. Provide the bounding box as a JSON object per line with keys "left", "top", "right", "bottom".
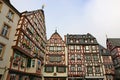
{"left": 85, "top": 40, "right": 87, "bottom": 43}
{"left": 76, "top": 40, "right": 79, "bottom": 43}
{"left": 91, "top": 40, "right": 94, "bottom": 43}
{"left": 70, "top": 39, "right": 73, "bottom": 43}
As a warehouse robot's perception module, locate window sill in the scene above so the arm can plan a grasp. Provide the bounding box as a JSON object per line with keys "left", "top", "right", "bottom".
{"left": 0, "top": 34, "right": 9, "bottom": 40}
{"left": 6, "top": 16, "right": 13, "bottom": 22}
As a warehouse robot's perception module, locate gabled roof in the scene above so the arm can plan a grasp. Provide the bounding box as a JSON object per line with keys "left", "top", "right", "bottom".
{"left": 21, "top": 9, "right": 44, "bottom": 17}
{"left": 66, "top": 33, "right": 98, "bottom": 45}
{"left": 3, "top": 0, "right": 20, "bottom": 16}
{"left": 107, "top": 38, "right": 120, "bottom": 47}
{"left": 49, "top": 30, "right": 62, "bottom": 40}
{"left": 99, "top": 45, "right": 110, "bottom": 56}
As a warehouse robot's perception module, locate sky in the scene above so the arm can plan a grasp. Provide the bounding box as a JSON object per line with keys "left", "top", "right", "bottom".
{"left": 10, "top": 0, "right": 120, "bottom": 47}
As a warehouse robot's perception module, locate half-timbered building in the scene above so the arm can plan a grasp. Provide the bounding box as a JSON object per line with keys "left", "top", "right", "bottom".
{"left": 99, "top": 45, "right": 115, "bottom": 80}
{"left": 43, "top": 30, "right": 67, "bottom": 80}
{"left": 107, "top": 38, "right": 120, "bottom": 80}
{"left": 9, "top": 9, "right": 47, "bottom": 80}
{"left": 65, "top": 33, "right": 104, "bottom": 80}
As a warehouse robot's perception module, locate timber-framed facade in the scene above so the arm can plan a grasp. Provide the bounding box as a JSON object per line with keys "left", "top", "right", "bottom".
{"left": 65, "top": 33, "right": 104, "bottom": 80}
{"left": 8, "top": 10, "right": 47, "bottom": 80}
{"left": 43, "top": 31, "right": 67, "bottom": 80}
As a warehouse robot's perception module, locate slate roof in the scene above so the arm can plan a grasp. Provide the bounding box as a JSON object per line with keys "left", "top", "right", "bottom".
{"left": 66, "top": 33, "right": 98, "bottom": 45}
{"left": 107, "top": 38, "right": 120, "bottom": 47}
{"left": 99, "top": 45, "right": 110, "bottom": 56}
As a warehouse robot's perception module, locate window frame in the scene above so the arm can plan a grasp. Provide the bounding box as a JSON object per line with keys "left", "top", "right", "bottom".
{"left": 0, "top": 23, "right": 11, "bottom": 39}
{"left": 95, "top": 66, "right": 101, "bottom": 74}
{"left": 0, "top": 43, "right": 5, "bottom": 60}
{"left": 45, "top": 66, "right": 54, "bottom": 73}
{"left": 57, "top": 66, "right": 66, "bottom": 73}
{"left": 70, "top": 65, "right": 76, "bottom": 72}
{"left": 6, "top": 10, "right": 14, "bottom": 21}
{"left": 87, "top": 66, "right": 93, "bottom": 74}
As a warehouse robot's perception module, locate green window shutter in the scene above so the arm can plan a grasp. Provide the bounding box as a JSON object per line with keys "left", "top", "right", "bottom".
{"left": 27, "top": 58, "right": 31, "bottom": 67}
{"left": 64, "top": 67, "right": 66, "bottom": 72}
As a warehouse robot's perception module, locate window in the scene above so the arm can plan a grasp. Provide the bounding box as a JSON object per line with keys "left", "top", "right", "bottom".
{"left": 70, "top": 39, "right": 73, "bottom": 43}
{"left": 85, "top": 40, "right": 87, "bottom": 43}
{"left": 7, "top": 10, "right": 14, "bottom": 20}
{"left": 71, "top": 65, "right": 75, "bottom": 72}
{"left": 49, "top": 46, "right": 54, "bottom": 51}
{"left": 21, "top": 56, "right": 26, "bottom": 68}
{"left": 87, "top": 66, "right": 93, "bottom": 73}
{"left": 49, "top": 56, "right": 62, "bottom": 62}
{"left": 9, "top": 74, "right": 16, "bottom": 80}
{"left": 91, "top": 40, "right": 94, "bottom": 43}
{"left": 70, "top": 46, "right": 74, "bottom": 50}
{"left": 93, "top": 55, "right": 99, "bottom": 61}
{"left": 77, "top": 54, "right": 81, "bottom": 60}
{"left": 76, "top": 46, "right": 80, "bottom": 50}
{"left": 45, "top": 66, "right": 54, "bottom": 72}
{"left": 0, "top": 1, "right": 2, "bottom": 12}
{"left": 76, "top": 40, "right": 79, "bottom": 43}
{"left": 37, "top": 60, "right": 41, "bottom": 70}
{"left": 106, "top": 75, "right": 113, "bottom": 80}
{"left": 31, "top": 60, "right": 35, "bottom": 67}
{"left": 57, "top": 46, "right": 62, "bottom": 51}
{"left": 77, "top": 65, "right": 82, "bottom": 72}
{"left": 13, "top": 53, "right": 20, "bottom": 66}
{"left": 85, "top": 46, "right": 89, "bottom": 51}
{"left": 95, "top": 66, "right": 100, "bottom": 73}
{"left": 70, "top": 54, "right": 75, "bottom": 60}
{"left": 57, "top": 67, "right": 66, "bottom": 73}
{"left": 85, "top": 55, "right": 91, "bottom": 61}
{"left": 1, "top": 24, "right": 10, "bottom": 38}
{"left": 0, "top": 43, "right": 4, "bottom": 58}
{"left": 92, "top": 46, "right": 96, "bottom": 51}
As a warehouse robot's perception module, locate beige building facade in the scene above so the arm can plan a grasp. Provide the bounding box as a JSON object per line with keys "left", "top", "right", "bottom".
{"left": 0, "top": 0, "right": 20, "bottom": 80}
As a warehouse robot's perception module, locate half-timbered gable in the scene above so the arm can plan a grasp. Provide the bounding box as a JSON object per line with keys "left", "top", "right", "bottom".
{"left": 107, "top": 38, "right": 120, "bottom": 79}
{"left": 11, "top": 9, "right": 47, "bottom": 80}
{"left": 44, "top": 31, "right": 67, "bottom": 80}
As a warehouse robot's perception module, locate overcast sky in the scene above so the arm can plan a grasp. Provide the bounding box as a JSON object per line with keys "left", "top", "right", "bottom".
{"left": 10, "top": 0, "right": 120, "bottom": 47}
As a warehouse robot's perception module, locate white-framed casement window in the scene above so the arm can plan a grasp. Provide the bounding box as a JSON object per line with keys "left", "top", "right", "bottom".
{"left": 70, "top": 65, "right": 75, "bottom": 72}
{"left": 87, "top": 66, "right": 93, "bottom": 74}
{"left": 77, "top": 65, "right": 82, "bottom": 72}
{"left": 31, "top": 59, "right": 35, "bottom": 67}
{"left": 45, "top": 66, "right": 54, "bottom": 72}
{"left": 70, "top": 45, "right": 74, "bottom": 50}
{"left": 57, "top": 46, "right": 62, "bottom": 51}
{"left": 0, "top": 1, "right": 3, "bottom": 12}
{"left": 85, "top": 46, "right": 90, "bottom": 52}
{"left": 7, "top": 10, "right": 14, "bottom": 21}
{"left": 93, "top": 54, "right": 99, "bottom": 61}
{"left": 76, "top": 45, "right": 80, "bottom": 51}
{"left": 1, "top": 23, "right": 10, "bottom": 38}
{"left": 0, "top": 43, "right": 5, "bottom": 59}
{"left": 49, "top": 46, "right": 54, "bottom": 51}
{"left": 70, "top": 54, "right": 75, "bottom": 60}
{"left": 77, "top": 54, "right": 81, "bottom": 60}
{"left": 95, "top": 66, "right": 101, "bottom": 73}
{"left": 92, "top": 46, "right": 96, "bottom": 52}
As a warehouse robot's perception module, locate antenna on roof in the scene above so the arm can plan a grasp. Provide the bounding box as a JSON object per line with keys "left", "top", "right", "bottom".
{"left": 42, "top": 4, "right": 45, "bottom": 9}
{"left": 106, "top": 34, "right": 108, "bottom": 39}
{"left": 55, "top": 27, "right": 57, "bottom": 33}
